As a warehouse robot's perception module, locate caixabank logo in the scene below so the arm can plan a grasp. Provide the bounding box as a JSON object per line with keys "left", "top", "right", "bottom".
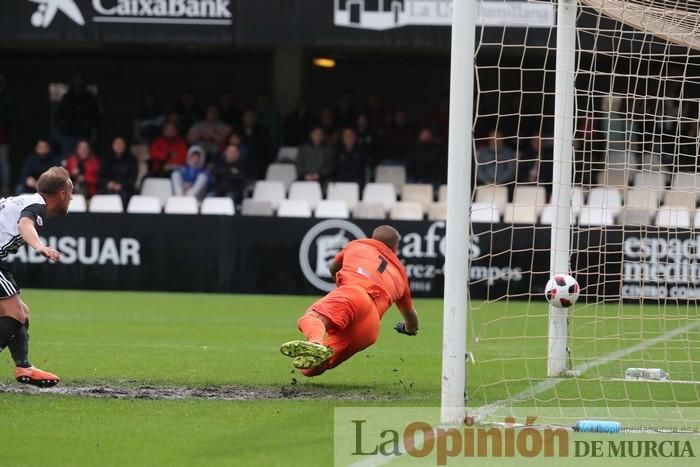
{"left": 28, "top": 0, "right": 232, "bottom": 28}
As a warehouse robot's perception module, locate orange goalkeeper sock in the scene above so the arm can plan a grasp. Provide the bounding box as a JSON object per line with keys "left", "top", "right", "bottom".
{"left": 297, "top": 313, "right": 326, "bottom": 344}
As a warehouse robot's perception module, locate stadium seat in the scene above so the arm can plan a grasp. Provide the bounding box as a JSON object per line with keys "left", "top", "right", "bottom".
{"left": 352, "top": 202, "right": 386, "bottom": 219}
{"left": 141, "top": 178, "right": 173, "bottom": 206}
{"left": 503, "top": 204, "right": 538, "bottom": 224}
{"left": 164, "top": 196, "right": 199, "bottom": 215}
{"left": 88, "top": 195, "right": 124, "bottom": 213}
{"left": 663, "top": 190, "right": 696, "bottom": 212}
{"left": 314, "top": 200, "right": 350, "bottom": 219}
{"left": 126, "top": 195, "right": 161, "bottom": 214}
{"left": 693, "top": 209, "right": 700, "bottom": 229}
{"left": 655, "top": 206, "right": 691, "bottom": 228}
{"left": 471, "top": 203, "right": 500, "bottom": 223}
{"left": 277, "top": 199, "right": 312, "bottom": 218}
{"left": 625, "top": 188, "right": 659, "bottom": 211}
{"left": 512, "top": 186, "right": 547, "bottom": 213}
{"left": 389, "top": 202, "right": 424, "bottom": 221}
{"left": 539, "top": 205, "right": 576, "bottom": 225}
{"left": 596, "top": 168, "right": 629, "bottom": 188}
{"left": 288, "top": 181, "right": 323, "bottom": 209}
{"left": 130, "top": 144, "right": 150, "bottom": 161}
{"left": 252, "top": 181, "right": 286, "bottom": 210}
{"left": 277, "top": 146, "right": 299, "bottom": 163}
{"left": 327, "top": 182, "right": 360, "bottom": 209}
{"left": 586, "top": 187, "right": 622, "bottom": 214}
{"left": 68, "top": 194, "right": 87, "bottom": 213}
{"left": 375, "top": 165, "right": 406, "bottom": 193}
{"left": 241, "top": 199, "right": 274, "bottom": 217}
{"left": 438, "top": 184, "right": 448, "bottom": 203}
{"left": 265, "top": 163, "right": 297, "bottom": 191}
{"left": 362, "top": 183, "right": 396, "bottom": 211}
{"left": 201, "top": 197, "right": 235, "bottom": 216}
{"left": 618, "top": 207, "right": 653, "bottom": 226}
{"left": 633, "top": 171, "right": 667, "bottom": 191}
{"left": 428, "top": 203, "right": 447, "bottom": 221}
{"left": 572, "top": 187, "right": 584, "bottom": 214}
{"left": 401, "top": 184, "right": 433, "bottom": 213}
{"left": 475, "top": 185, "right": 508, "bottom": 213}
{"left": 672, "top": 172, "right": 700, "bottom": 199}
{"left": 578, "top": 207, "right": 615, "bottom": 226}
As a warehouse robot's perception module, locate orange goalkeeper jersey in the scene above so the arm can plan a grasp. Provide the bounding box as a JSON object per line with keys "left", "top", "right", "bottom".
{"left": 333, "top": 238, "right": 413, "bottom": 317}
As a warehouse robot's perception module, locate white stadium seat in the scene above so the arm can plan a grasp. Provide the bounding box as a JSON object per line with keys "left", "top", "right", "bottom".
{"left": 288, "top": 181, "right": 323, "bottom": 209}
{"left": 578, "top": 207, "right": 615, "bottom": 226}
{"left": 252, "top": 181, "right": 286, "bottom": 210}
{"left": 427, "top": 203, "right": 447, "bottom": 221}
{"left": 503, "top": 204, "right": 538, "bottom": 224}
{"left": 88, "top": 195, "right": 123, "bottom": 213}
{"left": 375, "top": 165, "right": 406, "bottom": 193}
{"left": 586, "top": 187, "right": 622, "bottom": 215}
{"left": 352, "top": 202, "right": 386, "bottom": 220}
{"left": 327, "top": 182, "right": 360, "bottom": 209}
{"left": 140, "top": 178, "right": 173, "bottom": 206}
{"left": 512, "top": 186, "right": 547, "bottom": 213}
{"left": 277, "top": 146, "right": 299, "bottom": 162}
{"left": 68, "top": 194, "right": 87, "bottom": 213}
{"left": 201, "top": 197, "right": 235, "bottom": 216}
{"left": 539, "top": 205, "right": 576, "bottom": 225}
{"left": 438, "top": 184, "right": 448, "bottom": 203}
{"left": 655, "top": 207, "right": 691, "bottom": 228}
{"left": 127, "top": 195, "right": 161, "bottom": 214}
{"left": 475, "top": 185, "right": 509, "bottom": 213}
{"left": 362, "top": 183, "right": 396, "bottom": 211}
{"left": 401, "top": 184, "right": 433, "bottom": 213}
{"left": 241, "top": 199, "right": 274, "bottom": 217}
{"left": 277, "top": 199, "right": 312, "bottom": 218}
{"left": 265, "top": 163, "right": 297, "bottom": 191}
{"left": 471, "top": 203, "right": 500, "bottom": 223}
{"left": 389, "top": 202, "right": 424, "bottom": 221}
{"left": 663, "top": 190, "right": 696, "bottom": 212}
{"left": 164, "top": 196, "right": 198, "bottom": 215}
{"left": 314, "top": 200, "right": 350, "bottom": 219}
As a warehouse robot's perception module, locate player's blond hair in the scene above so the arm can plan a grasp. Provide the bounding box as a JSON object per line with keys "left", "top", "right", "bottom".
{"left": 37, "top": 166, "right": 71, "bottom": 196}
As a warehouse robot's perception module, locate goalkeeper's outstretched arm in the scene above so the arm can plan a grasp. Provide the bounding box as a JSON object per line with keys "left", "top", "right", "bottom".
{"left": 396, "top": 307, "right": 419, "bottom": 335}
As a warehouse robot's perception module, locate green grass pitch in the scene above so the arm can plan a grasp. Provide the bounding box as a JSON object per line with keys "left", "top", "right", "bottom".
{"left": 0, "top": 290, "right": 698, "bottom": 466}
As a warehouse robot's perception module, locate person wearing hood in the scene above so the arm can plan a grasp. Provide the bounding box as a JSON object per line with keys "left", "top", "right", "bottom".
{"left": 171, "top": 145, "right": 211, "bottom": 200}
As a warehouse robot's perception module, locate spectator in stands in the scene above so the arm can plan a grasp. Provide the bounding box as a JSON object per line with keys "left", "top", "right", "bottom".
{"left": 474, "top": 129, "right": 516, "bottom": 186}
{"left": 213, "top": 144, "right": 246, "bottom": 205}
{"left": 283, "top": 101, "right": 317, "bottom": 147}
{"left": 336, "top": 91, "right": 357, "bottom": 129}
{"left": 256, "top": 92, "right": 282, "bottom": 152}
{"left": 383, "top": 110, "right": 415, "bottom": 163}
{"left": 240, "top": 109, "right": 272, "bottom": 179}
{"left": 227, "top": 132, "right": 249, "bottom": 160}
{"left": 319, "top": 108, "right": 339, "bottom": 146}
{"left": 16, "top": 139, "right": 58, "bottom": 194}
{"left": 133, "top": 89, "right": 164, "bottom": 143}
{"left": 332, "top": 128, "right": 366, "bottom": 186}
{"left": 355, "top": 113, "right": 380, "bottom": 167}
{"left": 55, "top": 72, "right": 100, "bottom": 156}
{"left": 187, "top": 104, "right": 231, "bottom": 158}
{"left": 173, "top": 90, "right": 202, "bottom": 131}
{"left": 296, "top": 126, "right": 333, "bottom": 183}
{"left": 100, "top": 136, "right": 137, "bottom": 205}
{"left": 523, "top": 134, "right": 554, "bottom": 196}
{"left": 150, "top": 122, "right": 188, "bottom": 175}
{"left": 218, "top": 90, "right": 241, "bottom": 129}
{"left": 66, "top": 139, "right": 101, "bottom": 197}
{"left": 366, "top": 93, "right": 388, "bottom": 131}
{"left": 171, "top": 145, "right": 211, "bottom": 200}
{"left": 0, "top": 73, "right": 15, "bottom": 195}
{"left": 406, "top": 128, "right": 446, "bottom": 186}
{"left": 427, "top": 95, "right": 449, "bottom": 143}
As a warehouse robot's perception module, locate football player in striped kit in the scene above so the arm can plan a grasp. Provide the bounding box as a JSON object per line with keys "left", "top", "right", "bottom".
{"left": 0, "top": 167, "right": 72, "bottom": 387}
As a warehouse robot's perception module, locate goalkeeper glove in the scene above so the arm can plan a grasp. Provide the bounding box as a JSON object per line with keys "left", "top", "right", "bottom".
{"left": 394, "top": 322, "right": 418, "bottom": 336}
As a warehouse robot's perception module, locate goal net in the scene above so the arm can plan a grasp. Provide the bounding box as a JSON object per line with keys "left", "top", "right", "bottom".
{"left": 468, "top": 0, "right": 700, "bottom": 425}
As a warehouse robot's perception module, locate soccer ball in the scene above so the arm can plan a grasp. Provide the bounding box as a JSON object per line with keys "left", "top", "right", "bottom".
{"left": 545, "top": 274, "right": 580, "bottom": 308}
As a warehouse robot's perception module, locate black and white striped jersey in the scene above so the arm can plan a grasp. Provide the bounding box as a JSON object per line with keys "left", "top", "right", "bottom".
{"left": 0, "top": 193, "right": 47, "bottom": 260}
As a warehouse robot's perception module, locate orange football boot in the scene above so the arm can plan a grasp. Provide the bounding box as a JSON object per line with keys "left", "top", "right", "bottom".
{"left": 15, "top": 366, "right": 60, "bottom": 388}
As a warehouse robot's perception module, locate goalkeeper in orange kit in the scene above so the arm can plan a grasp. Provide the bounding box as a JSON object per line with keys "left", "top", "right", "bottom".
{"left": 281, "top": 225, "right": 419, "bottom": 376}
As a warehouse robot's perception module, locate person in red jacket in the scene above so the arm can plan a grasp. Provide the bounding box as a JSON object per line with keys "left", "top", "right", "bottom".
{"left": 65, "top": 139, "right": 100, "bottom": 197}
{"left": 149, "top": 122, "right": 187, "bottom": 175}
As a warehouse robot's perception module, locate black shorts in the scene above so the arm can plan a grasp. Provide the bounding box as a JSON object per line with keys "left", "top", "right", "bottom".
{"left": 0, "top": 264, "right": 20, "bottom": 298}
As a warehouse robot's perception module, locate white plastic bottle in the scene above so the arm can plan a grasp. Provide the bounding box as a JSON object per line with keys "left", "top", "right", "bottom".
{"left": 624, "top": 368, "right": 668, "bottom": 380}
